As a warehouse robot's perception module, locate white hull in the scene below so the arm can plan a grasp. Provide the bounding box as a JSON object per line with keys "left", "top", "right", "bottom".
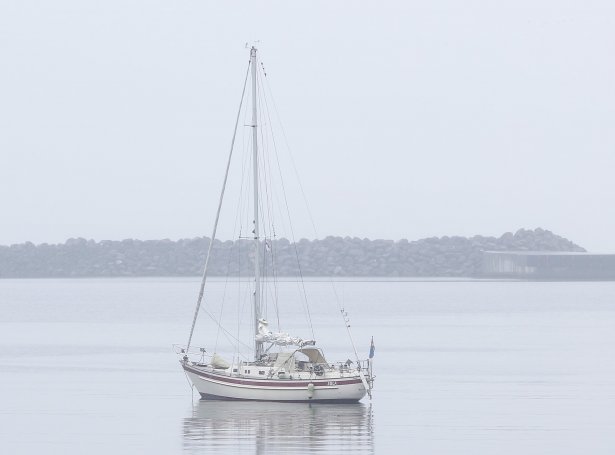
{"left": 183, "top": 363, "right": 367, "bottom": 402}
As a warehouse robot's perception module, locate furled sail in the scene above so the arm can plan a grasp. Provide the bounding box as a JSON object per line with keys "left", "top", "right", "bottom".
{"left": 255, "top": 319, "right": 315, "bottom": 347}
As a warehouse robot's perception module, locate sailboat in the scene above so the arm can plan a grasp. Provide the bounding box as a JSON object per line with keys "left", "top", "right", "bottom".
{"left": 178, "top": 46, "right": 374, "bottom": 402}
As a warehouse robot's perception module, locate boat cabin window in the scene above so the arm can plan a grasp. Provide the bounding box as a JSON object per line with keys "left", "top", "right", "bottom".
{"left": 259, "top": 371, "right": 265, "bottom": 375}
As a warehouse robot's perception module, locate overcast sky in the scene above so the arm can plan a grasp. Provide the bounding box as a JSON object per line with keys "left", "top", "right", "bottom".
{"left": 1, "top": 1, "right": 614, "bottom": 251}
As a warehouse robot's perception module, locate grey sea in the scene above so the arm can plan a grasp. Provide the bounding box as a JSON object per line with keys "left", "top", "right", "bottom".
{"left": 1, "top": 278, "right": 614, "bottom": 454}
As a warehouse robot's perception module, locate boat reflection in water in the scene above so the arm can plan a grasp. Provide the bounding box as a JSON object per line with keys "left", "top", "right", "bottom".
{"left": 182, "top": 401, "right": 374, "bottom": 454}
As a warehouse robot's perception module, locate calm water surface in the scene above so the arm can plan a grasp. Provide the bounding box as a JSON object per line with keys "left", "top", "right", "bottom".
{"left": 1, "top": 278, "right": 614, "bottom": 454}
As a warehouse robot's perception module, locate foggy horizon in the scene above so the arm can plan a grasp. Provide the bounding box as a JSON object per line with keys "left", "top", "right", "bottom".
{"left": 3, "top": 3, "right": 615, "bottom": 453}
{"left": 2, "top": 1, "right": 614, "bottom": 252}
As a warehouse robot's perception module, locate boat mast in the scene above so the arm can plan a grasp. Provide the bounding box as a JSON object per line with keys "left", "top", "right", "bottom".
{"left": 251, "top": 46, "right": 263, "bottom": 361}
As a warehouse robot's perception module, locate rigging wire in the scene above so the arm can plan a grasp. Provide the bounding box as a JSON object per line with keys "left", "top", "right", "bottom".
{"left": 257, "top": 63, "right": 315, "bottom": 341}
{"left": 190, "top": 51, "right": 342, "bottom": 359}
{"left": 241, "top": 121, "right": 256, "bottom": 357}
{"left": 256, "top": 69, "right": 282, "bottom": 332}
{"left": 260, "top": 64, "right": 370, "bottom": 389}
{"left": 214, "top": 92, "right": 253, "bottom": 354}
{"left": 255, "top": 69, "right": 279, "bottom": 328}
{"left": 258, "top": 63, "right": 367, "bottom": 374}
{"left": 259, "top": 106, "right": 275, "bottom": 326}
{"left": 185, "top": 60, "right": 251, "bottom": 352}
{"left": 261, "top": 70, "right": 318, "bottom": 235}
{"left": 213, "top": 246, "right": 235, "bottom": 353}
{"left": 202, "top": 305, "right": 252, "bottom": 351}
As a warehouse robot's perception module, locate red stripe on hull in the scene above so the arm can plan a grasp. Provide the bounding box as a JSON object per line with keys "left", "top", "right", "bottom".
{"left": 183, "top": 364, "right": 363, "bottom": 388}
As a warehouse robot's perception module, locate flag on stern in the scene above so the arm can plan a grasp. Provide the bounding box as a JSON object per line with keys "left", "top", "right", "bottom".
{"left": 369, "top": 336, "right": 375, "bottom": 359}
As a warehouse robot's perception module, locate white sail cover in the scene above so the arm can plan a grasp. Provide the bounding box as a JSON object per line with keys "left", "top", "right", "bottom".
{"left": 255, "top": 319, "right": 314, "bottom": 347}
{"left": 211, "top": 353, "right": 230, "bottom": 369}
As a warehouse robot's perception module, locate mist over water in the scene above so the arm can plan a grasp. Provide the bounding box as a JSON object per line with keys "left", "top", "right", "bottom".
{"left": 2, "top": 3, "right": 614, "bottom": 454}
{"left": 1, "top": 278, "right": 614, "bottom": 454}
{"left": 2, "top": 2, "right": 615, "bottom": 251}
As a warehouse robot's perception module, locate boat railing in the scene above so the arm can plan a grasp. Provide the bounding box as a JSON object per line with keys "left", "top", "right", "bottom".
{"left": 358, "top": 359, "right": 371, "bottom": 372}
{"left": 173, "top": 344, "right": 212, "bottom": 363}
{"left": 332, "top": 359, "right": 372, "bottom": 376}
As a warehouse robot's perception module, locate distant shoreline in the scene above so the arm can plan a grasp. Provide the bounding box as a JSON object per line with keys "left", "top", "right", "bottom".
{"left": 0, "top": 228, "right": 584, "bottom": 279}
